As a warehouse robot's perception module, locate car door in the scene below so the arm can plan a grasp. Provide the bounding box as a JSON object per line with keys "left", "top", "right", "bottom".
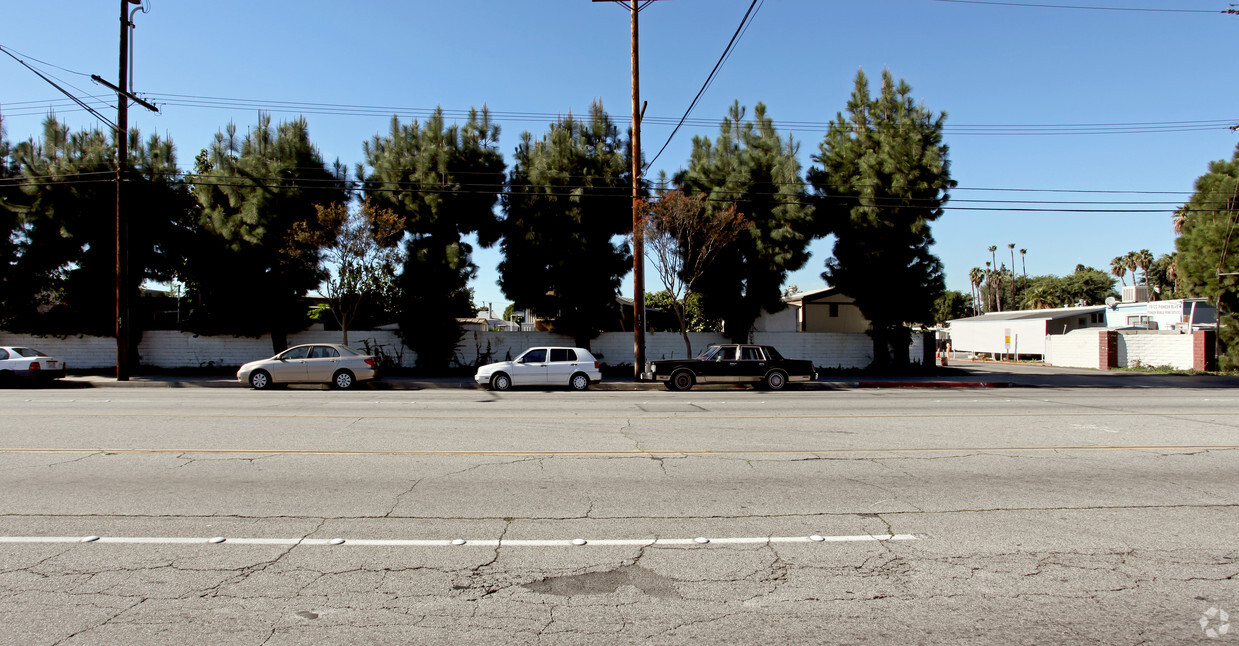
{"left": 272, "top": 346, "right": 311, "bottom": 382}
{"left": 510, "top": 348, "right": 549, "bottom": 385}
{"left": 703, "top": 345, "right": 739, "bottom": 382}
{"left": 546, "top": 348, "right": 578, "bottom": 386}
{"left": 304, "top": 345, "right": 341, "bottom": 382}
{"left": 738, "top": 345, "right": 769, "bottom": 380}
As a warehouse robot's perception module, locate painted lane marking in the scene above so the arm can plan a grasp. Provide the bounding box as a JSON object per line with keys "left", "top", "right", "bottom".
{"left": 0, "top": 534, "right": 916, "bottom": 547}
{"left": 6, "top": 411, "right": 1239, "bottom": 421}
{"left": 0, "top": 445, "right": 1235, "bottom": 457}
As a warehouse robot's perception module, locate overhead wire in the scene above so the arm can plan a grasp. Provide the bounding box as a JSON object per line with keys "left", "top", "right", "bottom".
{"left": 932, "top": 0, "right": 1232, "bottom": 13}
{"left": 642, "top": 0, "right": 762, "bottom": 173}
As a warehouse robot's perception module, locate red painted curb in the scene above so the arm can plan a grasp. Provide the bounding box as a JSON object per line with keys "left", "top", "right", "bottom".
{"left": 857, "top": 381, "right": 1014, "bottom": 388}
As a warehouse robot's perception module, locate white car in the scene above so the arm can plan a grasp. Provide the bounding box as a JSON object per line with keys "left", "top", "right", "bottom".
{"left": 0, "top": 346, "right": 67, "bottom": 384}
{"left": 475, "top": 347, "right": 601, "bottom": 391}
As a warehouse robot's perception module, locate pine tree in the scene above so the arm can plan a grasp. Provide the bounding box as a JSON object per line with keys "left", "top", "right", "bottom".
{"left": 677, "top": 101, "right": 812, "bottom": 341}
{"left": 1175, "top": 143, "right": 1239, "bottom": 369}
{"left": 498, "top": 102, "right": 633, "bottom": 349}
{"left": 190, "top": 114, "right": 347, "bottom": 351}
{"left": 4, "top": 117, "right": 190, "bottom": 335}
{"left": 359, "top": 108, "right": 505, "bottom": 369}
{"left": 808, "top": 69, "right": 953, "bottom": 368}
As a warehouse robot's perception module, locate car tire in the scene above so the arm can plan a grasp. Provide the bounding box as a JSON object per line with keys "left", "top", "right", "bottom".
{"left": 569, "top": 372, "right": 590, "bottom": 391}
{"left": 333, "top": 370, "right": 356, "bottom": 390}
{"left": 763, "top": 370, "right": 788, "bottom": 391}
{"left": 668, "top": 370, "right": 695, "bottom": 392}
{"left": 249, "top": 370, "right": 272, "bottom": 390}
{"left": 490, "top": 372, "right": 511, "bottom": 391}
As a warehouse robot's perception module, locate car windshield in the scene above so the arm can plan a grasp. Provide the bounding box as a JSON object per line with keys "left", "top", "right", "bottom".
{"left": 696, "top": 346, "right": 721, "bottom": 361}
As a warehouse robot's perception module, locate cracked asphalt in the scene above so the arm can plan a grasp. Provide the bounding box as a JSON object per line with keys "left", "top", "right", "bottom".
{"left": 0, "top": 381, "right": 1236, "bottom": 644}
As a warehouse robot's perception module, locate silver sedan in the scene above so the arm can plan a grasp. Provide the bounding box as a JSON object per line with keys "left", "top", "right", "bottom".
{"left": 237, "top": 344, "right": 378, "bottom": 390}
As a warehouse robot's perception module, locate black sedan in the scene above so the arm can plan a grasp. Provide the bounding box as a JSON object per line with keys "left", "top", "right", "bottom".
{"left": 642, "top": 344, "right": 817, "bottom": 391}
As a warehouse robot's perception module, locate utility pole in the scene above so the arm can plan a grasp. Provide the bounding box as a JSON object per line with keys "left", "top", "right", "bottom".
{"left": 108, "top": 0, "right": 156, "bottom": 380}
{"left": 594, "top": 0, "right": 666, "bottom": 380}
{"left": 115, "top": 0, "right": 133, "bottom": 380}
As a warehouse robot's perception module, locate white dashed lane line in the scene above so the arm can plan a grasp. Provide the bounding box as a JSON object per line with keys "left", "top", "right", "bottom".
{"left": 0, "top": 534, "right": 917, "bottom": 547}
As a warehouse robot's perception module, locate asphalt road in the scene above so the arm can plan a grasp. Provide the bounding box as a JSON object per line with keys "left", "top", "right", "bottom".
{"left": 1, "top": 381, "right": 1236, "bottom": 644}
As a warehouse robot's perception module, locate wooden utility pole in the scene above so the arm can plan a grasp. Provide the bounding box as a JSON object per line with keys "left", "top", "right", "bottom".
{"left": 629, "top": 0, "right": 646, "bottom": 380}
{"left": 116, "top": 0, "right": 133, "bottom": 380}
{"left": 108, "top": 0, "right": 156, "bottom": 380}
{"left": 595, "top": 0, "right": 664, "bottom": 379}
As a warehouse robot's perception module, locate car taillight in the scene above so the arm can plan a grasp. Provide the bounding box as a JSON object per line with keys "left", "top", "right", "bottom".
{"left": 29, "top": 362, "right": 40, "bottom": 370}
{"left": 594, "top": 361, "right": 599, "bottom": 370}
{"left": 365, "top": 358, "right": 376, "bottom": 366}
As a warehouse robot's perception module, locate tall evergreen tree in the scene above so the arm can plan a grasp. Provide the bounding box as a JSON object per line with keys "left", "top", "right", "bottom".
{"left": 1175, "top": 143, "right": 1239, "bottom": 369}
{"left": 0, "top": 118, "right": 19, "bottom": 327}
{"left": 676, "top": 101, "right": 812, "bottom": 341}
{"left": 189, "top": 114, "right": 347, "bottom": 352}
{"left": 359, "top": 108, "right": 505, "bottom": 370}
{"left": 808, "top": 70, "right": 954, "bottom": 368}
{"left": 3, "top": 117, "right": 189, "bottom": 335}
{"left": 498, "top": 102, "right": 634, "bottom": 349}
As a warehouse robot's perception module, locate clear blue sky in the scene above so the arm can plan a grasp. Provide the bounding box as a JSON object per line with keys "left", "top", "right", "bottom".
{"left": 4, "top": 0, "right": 1237, "bottom": 311}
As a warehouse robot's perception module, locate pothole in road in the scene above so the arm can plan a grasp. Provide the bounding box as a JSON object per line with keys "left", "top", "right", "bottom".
{"left": 523, "top": 564, "right": 681, "bottom": 599}
{"left": 636, "top": 403, "right": 707, "bottom": 413}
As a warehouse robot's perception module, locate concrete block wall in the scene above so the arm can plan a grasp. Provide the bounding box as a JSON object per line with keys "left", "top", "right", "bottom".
{"left": 1044, "top": 329, "right": 1099, "bottom": 369}
{"left": 2, "top": 329, "right": 926, "bottom": 372}
{"left": 1117, "top": 331, "right": 1194, "bottom": 370}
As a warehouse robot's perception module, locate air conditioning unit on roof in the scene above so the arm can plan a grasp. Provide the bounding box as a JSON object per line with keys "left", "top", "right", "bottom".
{"left": 1122, "top": 285, "right": 1149, "bottom": 303}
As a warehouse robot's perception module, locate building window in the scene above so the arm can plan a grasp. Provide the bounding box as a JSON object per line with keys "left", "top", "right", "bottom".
{"left": 829, "top": 303, "right": 839, "bottom": 318}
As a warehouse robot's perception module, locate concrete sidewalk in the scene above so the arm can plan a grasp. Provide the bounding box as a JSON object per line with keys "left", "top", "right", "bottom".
{"left": 54, "top": 373, "right": 1019, "bottom": 390}
{"left": 46, "top": 362, "right": 1239, "bottom": 391}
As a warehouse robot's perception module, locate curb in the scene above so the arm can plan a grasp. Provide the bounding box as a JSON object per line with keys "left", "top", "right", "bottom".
{"left": 56, "top": 376, "right": 1017, "bottom": 391}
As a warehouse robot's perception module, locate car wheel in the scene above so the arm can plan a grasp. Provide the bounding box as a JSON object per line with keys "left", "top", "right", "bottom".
{"left": 763, "top": 370, "right": 788, "bottom": 391}
{"left": 669, "top": 370, "right": 695, "bottom": 392}
{"left": 249, "top": 370, "right": 272, "bottom": 390}
{"left": 490, "top": 372, "right": 511, "bottom": 391}
{"left": 569, "top": 372, "right": 590, "bottom": 391}
{"left": 333, "top": 370, "right": 356, "bottom": 390}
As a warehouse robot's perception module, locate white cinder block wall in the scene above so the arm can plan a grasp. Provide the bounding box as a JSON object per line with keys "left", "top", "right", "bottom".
{"left": 1044, "top": 329, "right": 1100, "bottom": 369}
{"left": 1, "top": 329, "right": 921, "bottom": 371}
{"left": 1117, "top": 331, "right": 1194, "bottom": 370}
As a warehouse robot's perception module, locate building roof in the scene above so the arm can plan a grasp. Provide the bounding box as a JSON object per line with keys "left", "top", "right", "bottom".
{"left": 949, "top": 305, "right": 1104, "bottom": 324}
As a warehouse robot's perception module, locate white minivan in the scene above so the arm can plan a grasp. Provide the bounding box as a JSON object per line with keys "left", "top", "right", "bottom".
{"left": 474, "top": 347, "right": 601, "bottom": 391}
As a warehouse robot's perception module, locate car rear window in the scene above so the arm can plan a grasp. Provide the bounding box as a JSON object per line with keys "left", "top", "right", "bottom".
{"left": 741, "top": 346, "right": 765, "bottom": 361}
{"left": 550, "top": 349, "right": 577, "bottom": 362}
{"left": 11, "top": 348, "right": 45, "bottom": 358}
{"left": 762, "top": 346, "right": 784, "bottom": 360}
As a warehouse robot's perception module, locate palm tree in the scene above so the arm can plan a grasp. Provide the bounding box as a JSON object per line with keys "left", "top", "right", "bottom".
{"left": 988, "top": 246, "right": 1002, "bottom": 311}
{"left": 984, "top": 261, "right": 994, "bottom": 312}
{"left": 1025, "top": 284, "right": 1055, "bottom": 310}
{"left": 1019, "top": 248, "right": 1028, "bottom": 295}
{"left": 1125, "top": 251, "right": 1140, "bottom": 288}
{"left": 1110, "top": 256, "right": 1128, "bottom": 287}
{"left": 969, "top": 267, "right": 984, "bottom": 315}
{"left": 1172, "top": 206, "right": 1187, "bottom": 235}
{"left": 1137, "top": 249, "right": 1154, "bottom": 287}
{"left": 1007, "top": 244, "right": 1017, "bottom": 310}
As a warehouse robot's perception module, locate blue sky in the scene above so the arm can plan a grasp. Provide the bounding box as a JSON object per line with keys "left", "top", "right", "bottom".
{"left": 4, "top": 0, "right": 1237, "bottom": 311}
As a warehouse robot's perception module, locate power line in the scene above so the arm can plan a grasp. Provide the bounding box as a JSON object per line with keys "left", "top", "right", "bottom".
{"left": 8, "top": 92, "right": 1235, "bottom": 138}
{"left": 643, "top": 0, "right": 762, "bottom": 172}
{"left": 932, "top": 0, "right": 1232, "bottom": 13}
